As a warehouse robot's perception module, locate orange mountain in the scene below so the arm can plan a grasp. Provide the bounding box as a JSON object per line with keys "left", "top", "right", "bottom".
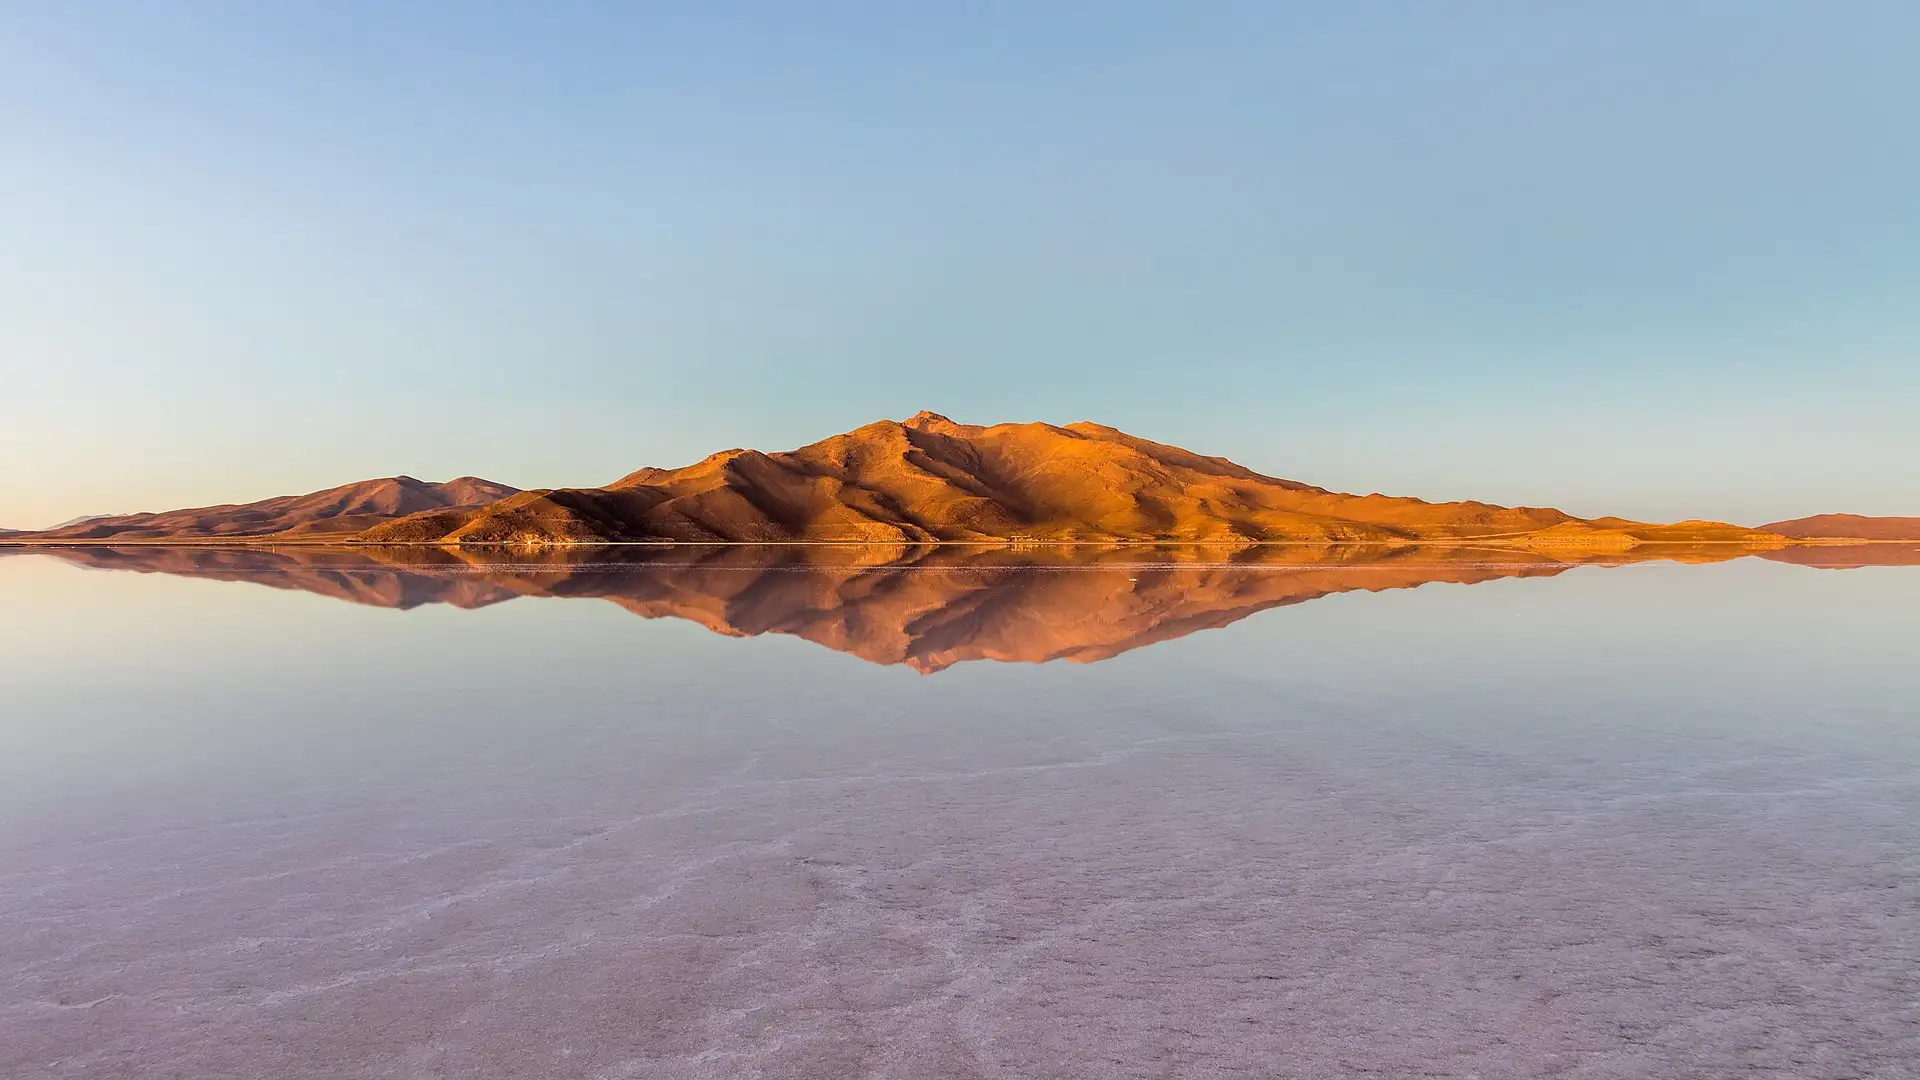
{"left": 356, "top": 413, "right": 1780, "bottom": 548}
{"left": 27, "top": 476, "right": 518, "bottom": 542}
{"left": 1760, "top": 514, "right": 1920, "bottom": 541}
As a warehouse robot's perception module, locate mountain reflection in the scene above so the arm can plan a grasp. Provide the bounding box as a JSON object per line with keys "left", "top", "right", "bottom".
{"left": 18, "top": 542, "right": 1823, "bottom": 671}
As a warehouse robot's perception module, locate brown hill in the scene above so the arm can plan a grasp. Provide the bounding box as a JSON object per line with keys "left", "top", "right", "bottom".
{"left": 8, "top": 543, "right": 1761, "bottom": 670}
{"left": 23, "top": 476, "right": 519, "bottom": 542}
{"left": 1760, "top": 514, "right": 1920, "bottom": 541}
{"left": 359, "top": 413, "right": 1781, "bottom": 549}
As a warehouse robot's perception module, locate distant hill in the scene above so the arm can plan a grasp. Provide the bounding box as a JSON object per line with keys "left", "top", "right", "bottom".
{"left": 22, "top": 476, "right": 519, "bottom": 542}
{"left": 48, "top": 513, "right": 125, "bottom": 530}
{"left": 360, "top": 412, "right": 1782, "bottom": 549}
{"left": 1760, "top": 514, "right": 1920, "bottom": 541}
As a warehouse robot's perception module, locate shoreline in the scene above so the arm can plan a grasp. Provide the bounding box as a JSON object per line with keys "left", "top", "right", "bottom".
{"left": 4, "top": 537, "right": 1884, "bottom": 550}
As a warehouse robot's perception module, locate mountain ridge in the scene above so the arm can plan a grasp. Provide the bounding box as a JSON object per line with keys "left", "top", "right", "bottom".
{"left": 358, "top": 413, "right": 1780, "bottom": 549}
{"left": 22, "top": 476, "right": 519, "bottom": 542}
{"left": 1760, "top": 514, "right": 1920, "bottom": 541}
{"left": 2, "top": 414, "right": 1813, "bottom": 548}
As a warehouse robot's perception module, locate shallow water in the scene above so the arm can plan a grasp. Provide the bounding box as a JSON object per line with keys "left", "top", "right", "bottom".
{"left": 2, "top": 546, "right": 1917, "bottom": 1079}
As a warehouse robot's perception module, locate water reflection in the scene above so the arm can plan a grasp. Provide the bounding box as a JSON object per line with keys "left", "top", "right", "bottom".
{"left": 9, "top": 542, "right": 1833, "bottom": 671}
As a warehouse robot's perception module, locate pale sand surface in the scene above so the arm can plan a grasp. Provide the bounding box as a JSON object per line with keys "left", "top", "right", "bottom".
{"left": 1, "top": 554, "right": 1916, "bottom": 1078}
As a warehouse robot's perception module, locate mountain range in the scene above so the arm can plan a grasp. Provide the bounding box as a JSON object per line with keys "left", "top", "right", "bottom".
{"left": 22, "top": 476, "right": 517, "bottom": 542}
{"left": 5, "top": 413, "right": 1908, "bottom": 547}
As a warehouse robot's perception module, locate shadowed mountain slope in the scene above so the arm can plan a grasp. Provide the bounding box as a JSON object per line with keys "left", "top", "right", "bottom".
{"left": 12, "top": 543, "right": 1772, "bottom": 671}
{"left": 27, "top": 476, "right": 519, "bottom": 541}
{"left": 1760, "top": 514, "right": 1920, "bottom": 541}
{"left": 359, "top": 413, "right": 1781, "bottom": 548}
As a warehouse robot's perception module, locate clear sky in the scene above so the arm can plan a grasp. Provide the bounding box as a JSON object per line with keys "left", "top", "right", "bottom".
{"left": 4, "top": 2, "right": 1916, "bottom": 529}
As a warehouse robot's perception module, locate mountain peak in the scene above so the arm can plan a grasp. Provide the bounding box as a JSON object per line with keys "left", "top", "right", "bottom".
{"left": 903, "top": 410, "right": 956, "bottom": 427}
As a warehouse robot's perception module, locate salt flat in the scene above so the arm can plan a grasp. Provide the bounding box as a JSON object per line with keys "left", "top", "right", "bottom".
{"left": 2, "top": 552, "right": 1915, "bottom": 1079}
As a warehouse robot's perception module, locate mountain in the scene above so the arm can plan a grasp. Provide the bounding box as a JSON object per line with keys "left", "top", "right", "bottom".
{"left": 22, "top": 476, "right": 519, "bottom": 542}
{"left": 1760, "top": 514, "right": 1920, "bottom": 541}
{"left": 0, "top": 415, "right": 1793, "bottom": 548}
{"left": 359, "top": 413, "right": 1780, "bottom": 548}
{"left": 49, "top": 513, "right": 123, "bottom": 529}
{"left": 6, "top": 543, "right": 1763, "bottom": 671}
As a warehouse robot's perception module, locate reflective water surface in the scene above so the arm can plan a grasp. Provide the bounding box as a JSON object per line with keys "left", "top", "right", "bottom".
{"left": 2, "top": 545, "right": 1917, "bottom": 1078}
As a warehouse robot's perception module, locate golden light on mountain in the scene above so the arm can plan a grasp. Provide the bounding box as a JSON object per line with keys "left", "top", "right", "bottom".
{"left": 12, "top": 414, "right": 1902, "bottom": 550}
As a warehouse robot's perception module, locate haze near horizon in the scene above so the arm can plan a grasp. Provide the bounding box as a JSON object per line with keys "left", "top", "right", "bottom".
{"left": 3, "top": 3, "right": 1917, "bottom": 529}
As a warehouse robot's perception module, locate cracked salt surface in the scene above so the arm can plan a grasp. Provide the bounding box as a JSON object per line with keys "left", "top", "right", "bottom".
{"left": 1, "top": 555, "right": 1916, "bottom": 1078}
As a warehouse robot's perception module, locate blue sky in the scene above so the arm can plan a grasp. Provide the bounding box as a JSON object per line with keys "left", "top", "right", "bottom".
{"left": 3, "top": 2, "right": 1916, "bottom": 528}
